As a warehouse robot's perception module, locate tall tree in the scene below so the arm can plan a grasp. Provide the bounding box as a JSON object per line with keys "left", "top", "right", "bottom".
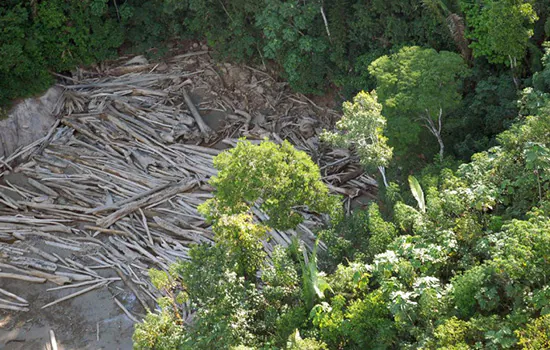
{"left": 199, "top": 139, "right": 339, "bottom": 230}
{"left": 422, "top": 0, "right": 472, "bottom": 61}
{"left": 368, "top": 46, "right": 469, "bottom": 160}
{"left": 461, "top": 0, "right": 537, "bottom": 67}
{"left": 321, "top": 90, "right": 393, "bottom": 187}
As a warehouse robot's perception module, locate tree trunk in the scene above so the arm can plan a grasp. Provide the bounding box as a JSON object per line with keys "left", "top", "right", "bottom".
{"left": 436, "top": 132, "right": 445, "bottom": 160}
{"left": 378, "top": 166, "right": 389, "bottom": 188}
{"left": 446, "top": 13, "right": 472, "bottom": 63}
{"left": 421, "top": 109, "right": 445, "bottom": 161}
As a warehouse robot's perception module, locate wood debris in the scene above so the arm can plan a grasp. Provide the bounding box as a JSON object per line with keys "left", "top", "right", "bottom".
{"left": 0, "top": 49, "right": 377, "bottom": 317}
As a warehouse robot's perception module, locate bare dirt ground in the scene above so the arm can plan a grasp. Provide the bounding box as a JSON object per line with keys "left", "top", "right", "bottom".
{"left": 0, "top": 274, "right": 135, "bottom": 350}
{"left": 0, "top": 43, "right": 376, "bottom": 349}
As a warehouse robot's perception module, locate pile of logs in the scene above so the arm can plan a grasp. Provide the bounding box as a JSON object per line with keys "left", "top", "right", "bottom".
{"left": 0, "top": 49, "right": 377, "bottom": 318}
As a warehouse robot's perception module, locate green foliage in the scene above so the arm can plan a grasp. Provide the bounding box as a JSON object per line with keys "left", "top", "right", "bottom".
{"left": 286, "top": 330, "right": 328, "bottom": 350}
{"left": 256, "top": 0, "right": 330, "bottom": 93}
{"left": 136, "top": 100, "right": 550, "bottom": 348}
{"left": 369, "top": 46, "right": 469, "bottom": 159}
{"left": 299, "top": 245, "right": 328, "bottom": 311}
{"left": 0, "top": 4, "right": 48, "bottom": 105}
{"left": 184, "top": 0, "right": 261, "bottom": 61}
{"left": 173, "top": 244, "right": 262, "bottom": 349}
{"left": 136, "top": 141, "right": 341, "bottom": 349}
{"left": 450, "top": 73, "right": 519, "bottom": 159}
{"left": 133, "top": 301, "right": 186, "bottom": 350}
{"left": 369, "top": 46, "right": 468, "bottom": 119}
{"left": 261, "top": 247, "right": 306, "bottom": 347}
{"left": 321, "top": 90, "right": 393, "bottom": 170}
{"left": 461, "top": 0, "right": 538, "bottom": 65}
{"left": 317, "top": 209, "right": 370, "bottom": 271}
{"left": 516, "top": 314, "right": 550, "bottom": 349}
{"left": 343, "top": 0, "right": 453, "bottom": 90}
{"left": 311, "top": 290, "right": 396, "bottom": 349}
{"left": 212, "top": 213, "right": 267, "bottom": 279}
{"left": 149, "top": 268, "right": 175, "bottom": 291}
{"left": 408, "top": 176, "right": 426, "bottom": 213}
{"left": 200, "top": 139, "right": 339, "bottom": 231}
{"left": 365, "top": 204, "right": 398, "bottom": 260}
{"left": 0, "top": 0, "right": 123, "bottom": 105}
{"left": 451, "top": 264, "right": 499, "bottom": 318}
{"left": 33, "top": 0, "right": 124, "bottom": 71}
{"left": 121, "top": 0, "right": 187, "bottom": 55}
{"left": 532, "top": 42, "right": 550, "bottom": 92}
{"left": 318, "top": 203, "right": 396, "bottom": 271}
{"left": 457, "top": 107, "right": 550, "bottom": 217}
{"left": 434, "top": 316, "right": 471, "bottom": 349}
{"left": 133, "top": 8, "right": 550, "bottom": 348}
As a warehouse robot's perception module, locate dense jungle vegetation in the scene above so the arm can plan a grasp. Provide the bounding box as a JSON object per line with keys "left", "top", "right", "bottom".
{"left": 3, "top": 0, "right": 550, "bottom": 348}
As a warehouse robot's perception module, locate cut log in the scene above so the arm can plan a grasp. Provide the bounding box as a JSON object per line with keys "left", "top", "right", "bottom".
{"left": 97, "top": 180, "right": 197, "bottom": 228}
{"left": 10, "top": 256, "right": 58, "bottom": 272}
{"left": 0, "top": 287, "right": 28, "bottom": 304}
{"left": 182, "top": 88, "right": 212, "bottom": 135}
{"left": 27, "top": 178, "right": 59, "bottom": 197}
{"left": 50, "top": 330, "right": 58, "bottom": 350}
{"left": 28, "top": 245, "right": 59, "bottom": 262}
{"left": 0, "top": 272, "right": 46, "bottom": 283}
{"left": 0, "top": 303, "right": 29, "bottom": 312}
{"left": 88, "top": 182, "right": 171, "bottom": 214}
{"left": 44, "top": 240, "right": 81, "bottom": 252}
{"left": 153, "top": 216, "right": 211, "bottom": 243}
{"left": 42, "top": 281, "right": 107, "bottom": 309}
{"left": 0, "top": 263, "right": 68, "bottom": 285}
{"left": 55, "top": 271, "right": 93, "bottom": 282}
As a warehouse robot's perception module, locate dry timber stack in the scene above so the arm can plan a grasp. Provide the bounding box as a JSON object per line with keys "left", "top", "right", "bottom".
{"left": 0, "top": 50, "right": 377, "bottom": 319}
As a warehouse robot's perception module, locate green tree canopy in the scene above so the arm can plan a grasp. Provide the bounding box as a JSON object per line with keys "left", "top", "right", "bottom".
{"left": 461, "top": 0, "right": 537, "bottom": 66}
{"left": 369, "top": 46, "right": 469, "bottom": 160}
{"left": 322, "top": 90, "right": 393, "bottom": 170}
{"left": 200, "top": 139, "right": 339, "bottom": 231}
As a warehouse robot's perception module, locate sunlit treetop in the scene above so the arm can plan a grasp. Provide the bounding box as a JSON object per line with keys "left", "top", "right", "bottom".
{"left": 200, "top": 139, "right": 340, "bottom": 231}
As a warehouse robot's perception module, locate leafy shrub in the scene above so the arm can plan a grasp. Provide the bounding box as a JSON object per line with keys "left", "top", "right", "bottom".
{"left": 286, "top": 330, "right": 328, "bottom": 350}
{"left": 318, "top": 210, "right": 370, "bottom": 271}
{"left": 434, "top": 317, "right": 471, "bottom": 349}
{"left": 516, "top": 314, "right": 550, "bottom": 349}
{"left": 318, "top": 203, "right": 396, "bottom": 271}
{"left": 133, "top": 299, "right": 186, "bottom": 350}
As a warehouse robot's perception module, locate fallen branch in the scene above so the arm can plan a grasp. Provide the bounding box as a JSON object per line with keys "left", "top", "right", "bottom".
{"left": 0, "top": 303, "right": 29, "bottom": 312}
{"left": 0, "top": 272, "right": 46, "bottom": 283}
{"left": 97, "top": 180, "right": 197, "bottom": 228}
{"left": 0, "top": 297, "right": 28, "bottom": 307}
{"left": 42, "top": 281, "right": 107, "bottom": 309}
{"left": 182, "top": 88, "right": 212, "bottom": 135}
{"left": 114, "top": 297, "right": 140, "bottom": 323}
{"left": 0, "top": 287, "right": 28, "bottom": 304}
{"left": 47, "top": 278, "right": 120, "bottom": 292}
{"left": 50, "top": 329, "right": 58, "bottom": 350}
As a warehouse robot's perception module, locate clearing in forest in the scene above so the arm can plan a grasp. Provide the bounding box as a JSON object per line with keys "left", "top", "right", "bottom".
{"left": 0, "top": 50, "right": 375, "bottom": 349}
